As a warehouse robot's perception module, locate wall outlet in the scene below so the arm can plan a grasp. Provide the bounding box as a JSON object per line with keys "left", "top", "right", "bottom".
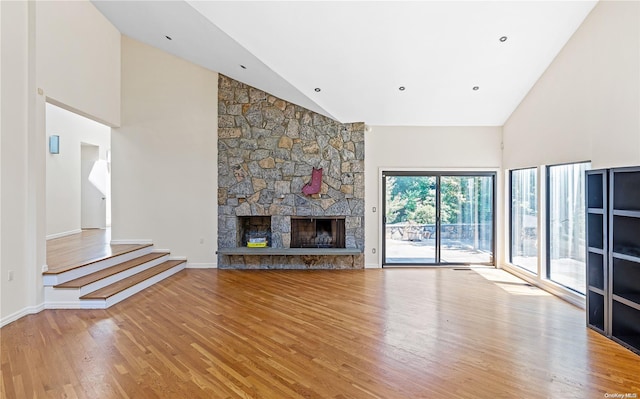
{"left": 8, "top": 270, "right": 14, "bottom": 281}
{"left": 200, "top": 238, "right": 204, "bottom": 244}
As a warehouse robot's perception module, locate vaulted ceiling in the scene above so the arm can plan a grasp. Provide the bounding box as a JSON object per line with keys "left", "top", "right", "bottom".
{"left": 93, "top": 1, "right": 597, "bottom": 126}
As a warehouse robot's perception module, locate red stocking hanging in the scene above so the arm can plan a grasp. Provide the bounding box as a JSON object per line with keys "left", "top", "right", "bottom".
{"left": 302, "top": 167, "right": 323, "bottom": 195}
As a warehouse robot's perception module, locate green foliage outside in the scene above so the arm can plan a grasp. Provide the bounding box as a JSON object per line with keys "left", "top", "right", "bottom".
{"left": 385, "top": 175, "right": 492, "bottom": 226}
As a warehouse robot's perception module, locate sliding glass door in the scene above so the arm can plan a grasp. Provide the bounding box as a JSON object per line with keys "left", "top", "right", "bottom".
{"left": 383, "top": 172, "right": 495, "bottom": 265}
{"left": 384, "top": 175, "right": 437, "bottom": 263}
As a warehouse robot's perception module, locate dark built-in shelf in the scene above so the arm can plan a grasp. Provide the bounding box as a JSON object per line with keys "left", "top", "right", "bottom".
{"left": 587, "top": 167, "right": 640, "bottom": 355}
{"left": 613, "top": 294, "right": 640, "bottom": 311}
{"left": 611, "top": 299, "right": 640, "bottom": 355}
{"left": 612, "top": 209, "right": 640, "bottom": 218}
{"left": 217, "top": 247, "right": 363, "bottom": 256}
{"left": 586, "top": 169, "right": 608, "bottom": 336}
{"left": 612, "top": 251, "right": 640, "bottom": 264}
{"left": 589, "top": 286, "right": 605, "bottom": 296}
{"left": 588, "top": 290, "right": 605, "bottom": 332}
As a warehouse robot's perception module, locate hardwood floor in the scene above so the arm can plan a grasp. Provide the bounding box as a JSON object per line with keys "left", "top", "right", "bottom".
{"left": 45, "top": 229, "right": 151, "bottom": 274}
{"left": 2, "top": 268, "right": 639, "bottom": 398}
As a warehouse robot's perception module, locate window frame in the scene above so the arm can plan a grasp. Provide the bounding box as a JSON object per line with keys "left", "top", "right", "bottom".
{"left": 545, "top": 161, "right": 591, "bottom": 295}
{"left": 509, "top": 167, "right": 539, "bottom": 274}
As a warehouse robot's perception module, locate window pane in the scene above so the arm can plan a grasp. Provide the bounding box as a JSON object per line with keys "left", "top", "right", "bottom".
{"left": 548, "top": 162, "right": 589, "bottom": 294}
{"left": 384, "top": 175, "right": 437, "bottom": 264}
{"left": 510, "top": 168, "right": 538, "bottom": 273}
{"left": 440, "top": 176, "right": 494, "bottom": 264}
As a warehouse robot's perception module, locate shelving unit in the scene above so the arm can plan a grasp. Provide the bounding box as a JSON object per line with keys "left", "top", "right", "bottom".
{"left": 586, "top": 169, "right": 608, "bottom": 335}
{"left": 587, "top": 167, "right": 640, "bottom": 354}
{"left": 609, "top": 167, "right": 640, "bottom": 354}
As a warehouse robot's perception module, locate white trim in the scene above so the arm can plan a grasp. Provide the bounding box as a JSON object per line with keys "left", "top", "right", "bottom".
{"left": 42, "top": 246, "right": 153, "bottom": 286}
{"left": 110, "top": 239, "right": 153, "bottom": 245}
{"left": 365, "top": 263, "right": 381, "bottom": 269}
{"left": 186, "top": 262, "right": 217, "bottom": 269}
{"left": 44, "top": 301, "right": 83, "bottom": 309}
{"left": 83, "top": 261, "right": 186, "bottom": 309}
{"left": 46, "top": 229, "right": 81, "bottom": 240}
{"left": 0, "top": 303, "right": 45, "bottom": 328}
{"left": 43, "top": 253, "right": 172, "bottom": 308}
{"left": 502, "top": 262, "right": 585, "bottom": 309}
{"left": 168, "top": 255, "right": 187, "bottom": 261}
{"left": 152, "top": 249, "right": 171, "bottom": 253}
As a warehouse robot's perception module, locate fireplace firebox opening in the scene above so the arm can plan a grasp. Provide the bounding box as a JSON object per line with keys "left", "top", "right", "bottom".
{"left": 291, "top": 217, "right": 345, "bottom": 248}
{"left": 238, "top": 216, "right": 271, "bottom": 247}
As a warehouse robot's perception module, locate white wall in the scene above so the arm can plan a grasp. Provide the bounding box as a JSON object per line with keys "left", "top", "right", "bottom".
{"left": 0, "top": 0, "right": 46, "bottom": 325}
{"left": 1, "top": 0, "right": 33, "bottom": 323}
{"left": 36, "top": 1, "right": 121, "bottom": 127}
{"left": 46, "top": 103, "right": 111, "bottom": 238}
{"left": 364, "top": 126, "right": 503, "bottom": 268}
{"left": 501, "top": 0, "right": 639, "bottom": 305}
{"left": 112, "top": 36, "right": 218, "bottom": 267}
{"left": 503, "top": 0, "right": 640, "bottom": 170}
{"left": 1, "top": 0, "right": 121, "bottom": 326}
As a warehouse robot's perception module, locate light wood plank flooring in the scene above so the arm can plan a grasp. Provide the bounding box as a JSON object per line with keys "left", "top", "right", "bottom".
{"left": 45, "top": 229, "right": 151, "bottom": 274}
{"left": 2, "top": 268, "right": 639, "bottom": 398}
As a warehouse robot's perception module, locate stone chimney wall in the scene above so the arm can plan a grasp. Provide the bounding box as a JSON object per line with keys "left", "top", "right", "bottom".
{"left": 217, "top": 75, "right": 364, "bottom": 268}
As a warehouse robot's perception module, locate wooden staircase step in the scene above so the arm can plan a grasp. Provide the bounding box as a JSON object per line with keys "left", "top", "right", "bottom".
{"left": 54, "top": 252, "right": 170, "bottom": 289}
{"left": 44, "top": 243, "right": 153, "bottom": 275}
{"left": 80, "top": 260, "right": 186, "bottom": 300}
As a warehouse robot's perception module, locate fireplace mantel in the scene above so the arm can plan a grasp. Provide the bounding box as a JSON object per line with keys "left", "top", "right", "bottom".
{"left": 217, "top": 248, "right": 362, "bottom": 256}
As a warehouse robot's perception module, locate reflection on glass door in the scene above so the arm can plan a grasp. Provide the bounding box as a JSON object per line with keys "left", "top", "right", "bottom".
{"left": 384, "top": 175, "right": 437, "bottom": 263}
{"left": 439, "top": 176, "right": 494, "bottom": 264}
{"left": 383, "top": 172, "right": 495, "bottom": 266}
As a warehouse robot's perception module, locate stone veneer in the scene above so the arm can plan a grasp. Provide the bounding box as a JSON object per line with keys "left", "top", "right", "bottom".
{"left": 217, "top": 75, "right": 364, "bottom": 269}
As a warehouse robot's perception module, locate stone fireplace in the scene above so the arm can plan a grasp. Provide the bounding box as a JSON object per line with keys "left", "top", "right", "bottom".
{"left": 217, "top": 75, "right": 364, "bottom": 269}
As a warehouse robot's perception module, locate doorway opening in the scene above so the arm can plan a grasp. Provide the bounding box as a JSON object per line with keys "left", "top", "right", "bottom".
{"left": 80, "top": 143, "right": 108, "bottom": 229}
{"left": 382, "top": 171, "right": 496, "bottom": 266}
{"left": 46, "top": 103, "right": 111, "bottom": 239}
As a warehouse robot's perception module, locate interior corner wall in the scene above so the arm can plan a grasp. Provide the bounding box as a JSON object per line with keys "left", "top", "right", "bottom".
{"left": 112, "top": 36, "right": 218, "bottom": 267}
{"left": 364, "top": 126, "right": 503, "bottom": 268}
{"left": 36, "top": 0, "right": 121, "bottom": 128}
{"left": 503, "top": 0, "right": 640, "bottom": 170}
{"left": 1, "top": 0, "right": 39, "bottom": 324}
{"left": 46, "top": 103, "right": 111, "bottom": 238}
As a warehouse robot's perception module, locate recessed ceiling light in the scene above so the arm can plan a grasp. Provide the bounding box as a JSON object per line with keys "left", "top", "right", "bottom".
{"left": 399, "top": 86, "right": 405, "bottom": 91}
{"left": 499, "top": 36, "right": 507, "bottom": 42}
{"left": 472, "top": 86, "right": 480, "bottom": 91}
{"left": 165, "top": 35, "right": 172, "bottom": 41}
{"left": 314, "top": 88, "right": 321, "bottom": 92}
{"left": 240, "top": 65, "right": 247, "bottom": 69}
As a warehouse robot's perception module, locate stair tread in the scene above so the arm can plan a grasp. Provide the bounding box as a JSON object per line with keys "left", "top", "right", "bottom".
{"left": 44, "top": 243, "right": 153, "bottom": 275}
{"left": 80, "top": 260, "right": 186, "bottom": 300}
{"left": 54, "top": 252, "right": 170, "bottom": 289}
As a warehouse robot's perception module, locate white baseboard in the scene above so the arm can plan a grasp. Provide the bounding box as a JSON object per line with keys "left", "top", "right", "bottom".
{"left": 44, "top": 301, "right": 83, "bottom": 309}
{"left": 1, "top": 303, "right": 45, "bottom": 328}
{"left": 186, "top": 262, "right": 217, "bottom": 269}
{"left": 46, "top": 229, "right": 82, "bottom": 240}
{"left": 110, "top": 239, "right": 153, "bottom": 245}
{"left": 365, "top": 263, "right": 381, "bottom": 269}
